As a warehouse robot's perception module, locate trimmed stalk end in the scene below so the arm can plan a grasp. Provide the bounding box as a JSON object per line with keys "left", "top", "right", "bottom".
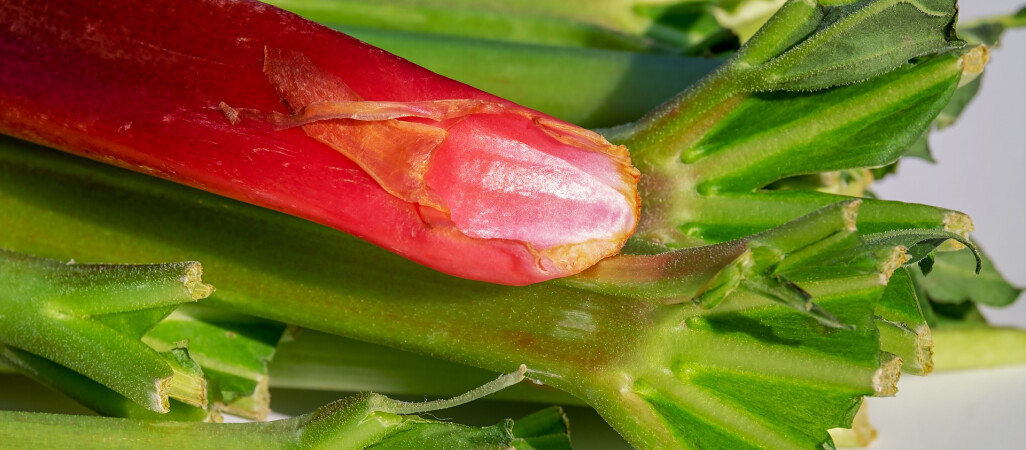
{"left": 216, "top": 376, "right": 271, "bottom": 420}
{"left": 842, "top": 198, "right": 860, "bottom": 232}
{"left": 182, "top": 262, "right": 215, "bottom": 300}
{"left": 916, "top": 325, "right": 935, "bottom": 375}
{"left": 939, "top": 212, "right": 974, "bottom": 251}
{"left": 958, "top": 45, "right": 989, "bottom": 87}
{"left": 153, "top": 376, "right": 173, "bottom": 413}
{"left": 872, "top": 353, "right": 902, "bottom": 397}
{"left": 877, "top": 246, "right": 911, "bottom": 283}
{"left": 828, "top": 402, "right": 877, "bottom": 448}
{"left": 162, "top": 347, "right": 208, "bottom": 409}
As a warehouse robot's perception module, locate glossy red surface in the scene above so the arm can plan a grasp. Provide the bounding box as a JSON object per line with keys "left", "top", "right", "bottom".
{"left": 0, "top": 0, "right": 639, "bottom": 284}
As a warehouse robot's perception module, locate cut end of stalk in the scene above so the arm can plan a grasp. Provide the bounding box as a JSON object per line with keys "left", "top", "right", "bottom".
{"left": 916, "top": 325, "right": 935, "bottom": 375}
{"left": 828, "top": 402, "right": 878, "bottom": 448}
{"left": 153, "top": 376, "right": 173, "bottom": 414}
{"left": 206, "top": 409, "right": 224, "bottom": 424}
{"left": 181, "top": 262, "right": 215, "bottom": 300}
{"left": 166, "top": 359, "right": 208, "bottom": 409}
{"left": 872, "top": 353, "right": 902, "bottom": 397}
{"left": 842, "top": 199, "right": 860, "bottom": 232}
{"left": 958, "top": 45, "right": 989, "bottom": 87}
{"left": 816, "top": 169, "right": 875, "bottom": 197}
{"left": 216, "top": 375, "right": 270, "bottom": 420}
{"left": 877, "top": 246, "right": 911, "bottom": 282}
{"left": 939, "top": 212, "right": 974, "bottom": 251}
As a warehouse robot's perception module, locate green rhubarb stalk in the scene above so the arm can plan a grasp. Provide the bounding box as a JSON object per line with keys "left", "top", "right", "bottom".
{"left": 266, "top": 0, "right": 734, "bottom": 54}
{"left": 2, "top": 345, "right": 213, "bottom": 422}
{"left": 143, "top": 305, "right": 287, "bottom": 420}
{"left": 874, "top": 269, "right": 934, "bottom": 375}
{"left": 0, "top": 247, "right": 288, "bottom": 421}
{"left": 0, "top": 136, "right": 944, "bottom": 448}
{"left": 0, "top": 249, "right": 213, "bottom": 413}
{"left": 931, "top": 326, "right": 1026, "bottom": 370}
{"left": 332, "top": 26, "right": 722, "bottom": 128}
{"left": 270, "top": 328, "right": 582, "bottom": 406}
{"left": 2, "top": 367, "right": 572, "bottom": 450}
{"left": 606, "top": 0, "right": 974, "bottom": 248}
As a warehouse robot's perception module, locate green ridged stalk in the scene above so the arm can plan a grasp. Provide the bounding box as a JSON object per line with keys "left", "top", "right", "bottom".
{"left": 265, "top": 0, "right": 732, "bottom": 53}
{"left": 0, "top": 136, "right": 929, "bottom": 448}
{"left": 1, "top": 369, "right": 572, "bottom": 450}
{"left": 605, "top": 0, "right": 972, "bottom": 249}
{"left": 0, "top": 0, "right": 997, "bottom": 447}
{"left": 335, "top": 26, "right": 721, "bottom": 128}
{"left": 0, "top": 250, "right": 213, "bottom": 413}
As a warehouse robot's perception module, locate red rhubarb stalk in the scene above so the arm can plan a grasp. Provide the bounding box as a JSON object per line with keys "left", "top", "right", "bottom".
{"left": 0, "top": 0, "right": 640, "bottom": 285}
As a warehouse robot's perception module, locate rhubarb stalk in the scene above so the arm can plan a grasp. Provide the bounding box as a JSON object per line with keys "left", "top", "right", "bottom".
{"left": 1, "top": 367, "right": 574, "bottom": 450}
{"left": 0, "top": 136, "right": 958, "bottom": 448}
{"left": 0, "top": 0, "right": 639, "bottom": 285}
{"left": 0, "top": 250, "right": 213, "bottom": 414}
{"left": 0, "top": 0, "right": 998, "bottom": 447}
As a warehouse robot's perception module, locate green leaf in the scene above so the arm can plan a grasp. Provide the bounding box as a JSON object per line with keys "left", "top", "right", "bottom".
{"left": 958, "top": 5, "right": 1026, "bottom": 47}
{"left": 885, "top": 3, "right": 1026, "bottom": 173}
{"left": 935, "top": 74, "right": 983, "bottom": 130}
{"left": 913, "top": 246, "right": 1023, "bottom": 307}
{"left": 860, "top": 228, "right": 979, "bottom": 270}
{"left": 901, "top": 131, "right": 936, "bottom": 162}
{"left": 749, "top": 0, "right": 963, "bottom": 92}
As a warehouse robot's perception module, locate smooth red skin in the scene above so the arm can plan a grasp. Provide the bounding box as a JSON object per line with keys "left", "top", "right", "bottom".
{"left": 0, "top": 0, "right": 637, "bottom": 285}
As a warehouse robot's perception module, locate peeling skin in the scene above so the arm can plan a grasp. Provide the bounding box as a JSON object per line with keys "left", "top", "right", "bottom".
{"left": 261, "top": 48, "right": 450, "bottom": 211}
{"left": 269, "top": 98, "right": 508, "bottom": 127}
{"left": 217, "top": 102, "right": 241, "bottom": 125}
{"left": 257, "top": 48, "right": 640, "bottom": 278}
